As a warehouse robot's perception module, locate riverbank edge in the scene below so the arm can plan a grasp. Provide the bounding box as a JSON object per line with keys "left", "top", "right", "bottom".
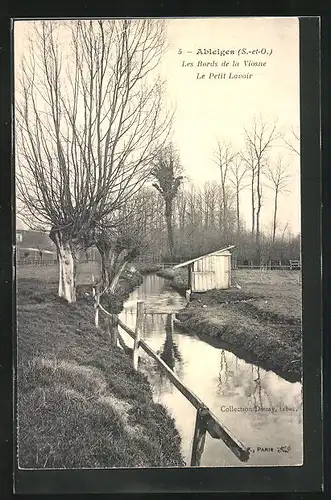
{"left": 17, "top": 272, "right": 185, "bottom": 468}
{"left": 156, "top": 268, "right": 187, "bottom": 296}
{"left": 86, "top": 264, "right": 163, "bottom": 314}
{"left": 157, "top": 271, "right": 301, "bottom": 383}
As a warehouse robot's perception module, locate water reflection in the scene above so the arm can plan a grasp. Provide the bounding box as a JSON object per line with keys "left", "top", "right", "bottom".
{"left": 160, "top": 315, "right": 182, "bottom": 371}
{"left": 119, "top": 274, "right": 303, "bottom": 467}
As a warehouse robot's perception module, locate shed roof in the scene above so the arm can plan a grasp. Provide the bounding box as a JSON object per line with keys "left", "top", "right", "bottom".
{"left": 173, "top": 245, "right": 235, "bottom": 269}
{"left": 19, "top": 247, "right": 56, "bottom": 254}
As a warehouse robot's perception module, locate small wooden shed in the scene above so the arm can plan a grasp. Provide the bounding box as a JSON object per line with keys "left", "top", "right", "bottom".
{"left": 173, "top": 245, "right": 235, "bottom": 292}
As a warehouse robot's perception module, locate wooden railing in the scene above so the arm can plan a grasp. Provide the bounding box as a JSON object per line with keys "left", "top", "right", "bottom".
{"left": 289, "top": 260, "right": 301, "bottom": 270}
{"left": 93, "top": 288, "right": 250, "bottom": 466}
{"left": 17, "top": 259, "right": 59, "bottom": 265}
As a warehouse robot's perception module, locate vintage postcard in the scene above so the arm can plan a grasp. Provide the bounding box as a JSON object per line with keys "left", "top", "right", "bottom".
{"left": 14, "top": 17, "right": 306, "bottom": 477}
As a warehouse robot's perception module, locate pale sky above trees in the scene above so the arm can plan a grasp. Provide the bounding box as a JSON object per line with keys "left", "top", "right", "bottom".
{"left": 14, "top": 17, "right": 300, "bottom": 235}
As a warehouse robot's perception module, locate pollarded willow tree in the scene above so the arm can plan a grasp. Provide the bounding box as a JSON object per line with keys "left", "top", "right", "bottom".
{"left": 16, "top": 19, "right": 171, "bottom": 302}
{"left": 95, "top": 196, "right": 149, "bottom": 294}
{"left": 151, "top": 144, "right": 183, "bottom": 261}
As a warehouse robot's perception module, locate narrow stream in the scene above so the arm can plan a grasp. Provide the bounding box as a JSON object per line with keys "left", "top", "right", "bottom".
{"left": 119, "top": 274, "right": 303, "bottom": 467}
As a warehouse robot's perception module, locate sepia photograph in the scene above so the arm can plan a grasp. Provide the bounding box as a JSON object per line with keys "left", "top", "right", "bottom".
{"left": 15, "top": 17, "right": 303, "bottom": 470}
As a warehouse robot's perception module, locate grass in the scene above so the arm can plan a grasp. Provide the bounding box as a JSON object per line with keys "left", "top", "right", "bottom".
{"left": 17, "top": 272, "right": 184, "bottom": 469}
{"left": 17, "top": 261, "right": 102, "bottom": 285}
{"left": 232, "top": 269, "right": 301, "bottom": 321}
{"left": 161, "top": 268, "right": 302, "bottom": 382}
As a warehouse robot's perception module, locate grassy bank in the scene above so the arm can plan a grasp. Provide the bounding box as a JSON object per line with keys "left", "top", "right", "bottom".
{"left": 162, "top": 268, "right": 302, "bottom": 382}
{"left": 17, "top": 271, "right": 184, "bottom": 468}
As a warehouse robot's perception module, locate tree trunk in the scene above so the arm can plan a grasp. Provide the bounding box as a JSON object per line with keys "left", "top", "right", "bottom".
{"left": 57, "top": 240, "right": 77, "bottom": 303}
{"left": 221, "top": 182, "right": 227, "bottom": 235}
{"left": 255, "top": 166, "right": 262, "bottom": 262}
{"left": 251, "top": 174, "right": 255, "bottom": 237}
{"left": 97, "top": 244, "right": 118, "bottom": 291}
{"left": 100, "top": 250, "right": 111, "bottom": 289}
{"left": 50, "top": 228, "right": 79, "bottom": 303}
{"left": 97, "top": 244, "right": 129, "bottom": 295}
{"left": 165, "top": 199, "right": 174, "bottom": 260}
{"left": 108, "top": 261, "right": 128, "bottom": 293}
{"left": 236, "top": 187, "right": 240, "bottom": 239}
{"left": 272, "top": 188, "right": 279, "bottom": 244}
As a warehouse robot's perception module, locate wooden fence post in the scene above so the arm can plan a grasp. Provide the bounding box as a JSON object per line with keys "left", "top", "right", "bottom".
{"left": 94, "top": 292, "right": 100, "bottom": 328}
{"left": 133, "top": 301, "right": 144, "bottom": 370}
{"left": 109, "top": 314, "right": 119, "bottom": 347}
{"left": 190, "top": 407, "right": 208, "bottom": 466}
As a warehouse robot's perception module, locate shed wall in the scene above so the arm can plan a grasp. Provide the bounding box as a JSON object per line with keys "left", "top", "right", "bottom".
{"left": 191, "top": 253, "right": 231, "bottom": 292}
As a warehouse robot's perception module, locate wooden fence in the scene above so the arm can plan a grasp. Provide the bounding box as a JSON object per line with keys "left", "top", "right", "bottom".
{"left": 135, "top": 258, "right": 301, "bottom": 271}
{"left": 92, "top": 288, "right": 250, "bottom": 466}
{"left": 17, "top": 259, "right": 59, "bottom": 265}
{"left": 17, "top": 256, "right": 301, "bottom": 272}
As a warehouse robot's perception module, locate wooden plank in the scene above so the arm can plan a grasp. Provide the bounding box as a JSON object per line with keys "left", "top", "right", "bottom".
{"left": 139, "top": 337, "right": 205, "bottom": 409}
{"left": 133, "top": 301, "right": 144, "bottom": 370}
{"left": 118, "top": 318, "right": 136, "bottom": 340}
{"left": 94, "top": 293, "right": 100, "bottom": 328}
{"left": 204, "top": 408, "right": 250, "bottom": 462}
{"left": 144, "top": 310, "right": 178, "bottom": 315}
{"left": 190, "top": 408, "right": 208, "bottom": 466}
{"left": 99, "top": 303, "right": 113, "bottom": 318}
{"left": 142, "top": 338, "right": 249, "bottom": 461}
{"left": 188, "top": 263, "right": 192, "bottom": 289}
{"left": 173, "top": 246, "right": 235, "bottom": 269}
{"left": 117, "top": 319, "right": 249, "bottom": 462}
{"left": 117, "top": 330, "right": 133, "bottom": 355}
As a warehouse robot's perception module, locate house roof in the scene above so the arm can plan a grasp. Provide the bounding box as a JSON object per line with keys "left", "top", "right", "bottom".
{"left": 173, "top": 245, "right": 235, "bottom": 269}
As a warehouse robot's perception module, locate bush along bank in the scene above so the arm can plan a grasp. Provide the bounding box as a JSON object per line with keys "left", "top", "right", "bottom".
{"left": 76, "top": 267, "right": 144, "bottom": 314}
{"left": 17, "top": 276, "right": 184, "bottom": 468}
{"left": 175, "top": 288, "right": 302, "bottom": 383}
{"left": 100, "top": 268, "right": 144, "bottom": 314}
{"left": 156, "top": 268, "right": 188, "bottom": 296}
{"left": 134, "top": 263, "right": 162, "bottom": 275}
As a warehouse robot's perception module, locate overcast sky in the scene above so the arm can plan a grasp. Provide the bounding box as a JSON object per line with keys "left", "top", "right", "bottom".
{"left": 159, "top": 17, "right": 300, "bottom": 235}
{"left": 14, "top": 18, "right": 300, "bottom": 235}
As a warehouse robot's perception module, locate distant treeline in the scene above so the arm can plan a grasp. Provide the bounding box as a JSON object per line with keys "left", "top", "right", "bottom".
{"left": 123, "top": 184, "right": 300, "bottom": 265}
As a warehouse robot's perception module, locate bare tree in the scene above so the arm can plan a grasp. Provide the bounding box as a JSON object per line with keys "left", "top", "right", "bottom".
{"left": 265, "top": 156, "right": 290, "bottom": 243}
{"left": 202, "top": 181, "right": 218, "bottom": 230}
{"left": 283, "top": 125, "right": 300, "bottom": 156}
{"left": 16, "top": 20, "right": 170, "bottom": 302}
{"left": 240, "top": 144, "right": 257, "bottom": 238}
{"left": 95, "top": 204, "right": 147, "bottom": 295}
{"left": 175, "top": 189, "right": 188, "bottom": 234}
{"left": 213, "top": 140, "right": 236, "bottom": 232}
{"left": 241, "top": 117, "right": 279, "bottom": 260}
{"left": 228, "top": 156, "right": 249, "bottom": 241}
{"left": 151, "top": 144, "right": 183, "bottom": 260}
